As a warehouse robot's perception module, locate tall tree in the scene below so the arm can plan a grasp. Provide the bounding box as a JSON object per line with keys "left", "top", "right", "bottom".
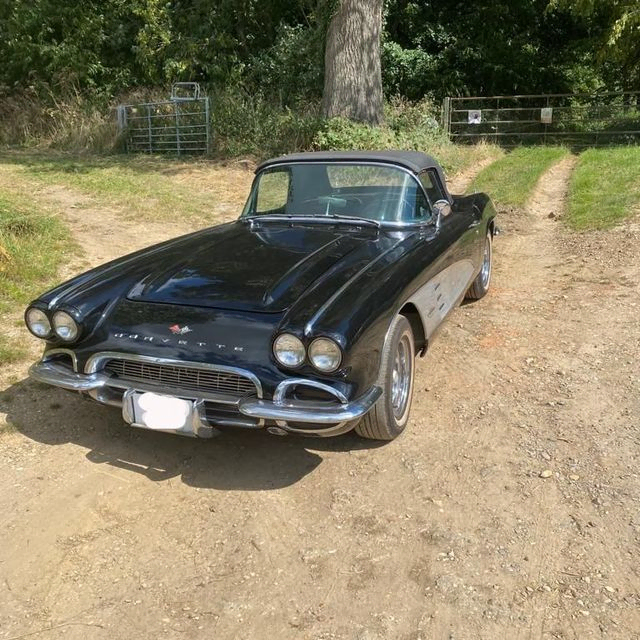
{"left": 322, "top": 0, "right": 384, "bottom": 124}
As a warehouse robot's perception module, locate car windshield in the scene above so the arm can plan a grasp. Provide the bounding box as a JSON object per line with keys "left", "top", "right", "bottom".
{"left": 242, "top": 163, "right": 433, "bottom": 224}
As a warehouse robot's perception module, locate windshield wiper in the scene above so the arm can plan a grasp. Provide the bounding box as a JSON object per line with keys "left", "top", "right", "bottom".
{"left": 322, "top": 213, "right": 380, "bottom": 228}
{"left": 245, "top": 213, "right": 380, "bottom": 228}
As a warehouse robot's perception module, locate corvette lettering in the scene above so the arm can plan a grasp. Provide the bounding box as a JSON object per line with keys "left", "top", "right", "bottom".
{"left": 112, "top": 332, "right": 244, "bottom": 351}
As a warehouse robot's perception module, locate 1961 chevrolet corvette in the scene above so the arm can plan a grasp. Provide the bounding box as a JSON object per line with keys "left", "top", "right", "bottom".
{"left": 25, "top": 151, "right": 496, "bottom": 441}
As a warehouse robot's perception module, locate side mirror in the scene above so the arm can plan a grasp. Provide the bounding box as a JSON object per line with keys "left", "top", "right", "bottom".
{"left": 433, "top": 199, "right": 452, "bottom": 229}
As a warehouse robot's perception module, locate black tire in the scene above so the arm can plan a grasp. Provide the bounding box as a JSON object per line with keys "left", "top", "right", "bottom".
{"left": 465, "top": 230, "right": 492, "bottom": 300}
{"left": 355, "top": 315, "right": 415, "bottom": 441}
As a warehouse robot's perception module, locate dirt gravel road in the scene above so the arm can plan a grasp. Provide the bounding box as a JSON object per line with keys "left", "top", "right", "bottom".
{"left": 1, "top": 158, "right": 639, "bottom": 640}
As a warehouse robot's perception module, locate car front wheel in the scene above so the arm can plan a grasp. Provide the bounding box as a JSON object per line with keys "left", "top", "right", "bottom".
{"left": 355, "top": 314, "right": 415, "bottom": 441}
{"left": 465, "top": 229, "right": 492, "bottom": 300}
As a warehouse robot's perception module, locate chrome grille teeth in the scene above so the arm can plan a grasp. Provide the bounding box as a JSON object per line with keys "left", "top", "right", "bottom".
{"left": 103, "top": 359, "right": 255, "bottom": 396}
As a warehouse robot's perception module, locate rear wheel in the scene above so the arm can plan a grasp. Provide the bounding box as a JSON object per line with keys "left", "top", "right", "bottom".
{"left": 355, "top": 315, "right": 415, "bottom": 441}
{"left": 465, "top": 230, "right": 492, "bottom": 300}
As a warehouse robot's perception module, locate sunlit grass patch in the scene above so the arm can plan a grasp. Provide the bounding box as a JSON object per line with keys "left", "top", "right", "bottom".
{"left": 566, "top": 147, "right": 640, "bottom": 230}
{"left": 0, "top": 188, "right": 73, "bottom": 364}
{"left": 0, "top": 189, "right": 72, "bottom": 314}
{"left": 468, "top": 146, "right": 569, "bottom": 206}
{"left": 436, "top": 142, "right": 504, "bottom": 182}
{"left": 3, "top": 152, "right": 253, "bottom": 224}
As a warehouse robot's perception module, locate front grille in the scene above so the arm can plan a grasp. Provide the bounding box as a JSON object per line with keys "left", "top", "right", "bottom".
{"left": 103, "top": 359, "right": 257, "bottom": 397}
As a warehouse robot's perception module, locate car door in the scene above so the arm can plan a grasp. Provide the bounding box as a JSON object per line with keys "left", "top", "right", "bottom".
{"left": 406, "top": 169, "right": 480, "bottom": 337}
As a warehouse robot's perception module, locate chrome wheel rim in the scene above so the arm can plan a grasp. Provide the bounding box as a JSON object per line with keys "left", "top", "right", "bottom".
{"left": 391, "top": 333, "right": 412, "bottom": 419}
{"left": 481, "top": 235, "right": 492, "bottom": 288}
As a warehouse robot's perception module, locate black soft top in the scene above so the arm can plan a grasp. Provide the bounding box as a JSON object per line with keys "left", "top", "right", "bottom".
{"left": 257, "top": 150, "right": 443, "bottom": 176}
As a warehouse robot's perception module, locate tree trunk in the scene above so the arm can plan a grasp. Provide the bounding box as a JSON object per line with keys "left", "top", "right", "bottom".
{"left": 322, "top": 0, "right": 384, "bottom": 124}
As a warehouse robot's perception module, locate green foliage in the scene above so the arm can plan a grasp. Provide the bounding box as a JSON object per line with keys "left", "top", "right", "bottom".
{"left": 314, "top": 97, "right": 446, "bottom": 150}
{"left": 566, "top": 147, "right": 640, "bottom": 230}
{"left": 381, "top": 41, "right": 435, "bottom": 100}
{"left": 313, "top": 118, "right": 395, "bottom": 151}
{"left": 383, "top": 0, "right": 610, "bottom": 98}
{"left": 246, "top": 24, "right": 325, "bottom": 107}
{"left": 469, "top": 147, "right": 569, "bottom": 205}
{"left": 0, "top": 189, "right": 71, "bottom": 309}
{"left": 548, "top": 0, "right": 640, "bottom": 90}
{"left": 211, "top": 90, "right": 323, "bottom": 158}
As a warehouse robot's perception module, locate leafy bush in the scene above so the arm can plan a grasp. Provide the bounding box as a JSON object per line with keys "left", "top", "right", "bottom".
{"left": 381, "top": 42, "right": 435, "bottom": 100}
{"left": 210, "top": 89, "right": 323, "bottom": 158}
{"left": 246, "top": 24, "right": 324, "bottom": 108}
{"left": 313, "top": 97, "right": 448, "bottom": 152}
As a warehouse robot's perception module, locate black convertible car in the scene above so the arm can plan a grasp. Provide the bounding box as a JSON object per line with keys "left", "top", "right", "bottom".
{"left": 25, "top": 151, "right": 496, "bottom": 440}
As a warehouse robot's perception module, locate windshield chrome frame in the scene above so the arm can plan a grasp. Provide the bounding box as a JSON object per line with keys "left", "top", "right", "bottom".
{"left": 241, "top": 161, "right": 445, "bottom": 229}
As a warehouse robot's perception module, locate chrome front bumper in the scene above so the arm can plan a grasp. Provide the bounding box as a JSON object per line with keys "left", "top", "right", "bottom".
{"left": 29, "top": 359, "right": 381, "bottom": 438}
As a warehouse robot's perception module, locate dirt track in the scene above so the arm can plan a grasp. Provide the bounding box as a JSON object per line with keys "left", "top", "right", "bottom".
{"left": 1, "top": 158, "right": 639, "bottom": 640}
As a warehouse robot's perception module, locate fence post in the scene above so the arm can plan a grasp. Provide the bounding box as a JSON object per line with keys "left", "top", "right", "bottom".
{"left": 147, "top": 106, "right": 153, "bottom": 154}
{"left": 442, "top": 97, "right": 451, "bottom": 137}
{"left": 205, "top": 97, "right": 211, "bottom": 154}
{"left": 175, "top": 102, "right": 181, "bottom": 156}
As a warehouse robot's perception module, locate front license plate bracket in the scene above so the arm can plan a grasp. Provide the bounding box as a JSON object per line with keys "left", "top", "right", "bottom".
{"left": 121, "top": 390, "right": 216, "bottom": 438}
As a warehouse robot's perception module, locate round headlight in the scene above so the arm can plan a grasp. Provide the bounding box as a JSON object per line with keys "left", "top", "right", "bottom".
{"left": 308, "top": 337, "right": 342, "bottom": 373}
{"left": 25, "top": 308, "right": 51, "bottom": 338}
{"left": 52, "top": 311, "right": 79, "bottom": 342}
{"left": 273, "top": 333, "right": 305, "bottom": 368}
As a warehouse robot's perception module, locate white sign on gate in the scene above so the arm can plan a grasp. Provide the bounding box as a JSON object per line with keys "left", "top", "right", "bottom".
{"left": 541, "top": 107, "right": 553, "bottom": 124}
{"left": 468, "top": 110, "right": 482, "bottom": 125}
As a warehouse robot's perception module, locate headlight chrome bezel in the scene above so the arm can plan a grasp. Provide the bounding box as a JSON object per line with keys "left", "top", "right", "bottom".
{"left": 273, "top": 333, "right": 306, "bottom": 368}
{"left": 52, "top": 310, "right": 80, "bottom": 342}
{"left": 25, "top": 307, "right": 52, "bottom": 339}
{"left": 308, "top": 337, "right": 342, "bottom": 373}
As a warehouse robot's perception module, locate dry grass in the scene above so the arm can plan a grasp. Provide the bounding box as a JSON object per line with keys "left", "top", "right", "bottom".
{"left": 0, "top": 151, "right": 255, "bottom": 225}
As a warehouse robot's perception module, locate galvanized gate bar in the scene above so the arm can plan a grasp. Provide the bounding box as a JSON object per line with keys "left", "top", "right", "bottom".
{"left": 442, "top": 91, "right": 640, "bottom": 147}
{"left": 116, "top": 84, "right": 210, "bottom": 155}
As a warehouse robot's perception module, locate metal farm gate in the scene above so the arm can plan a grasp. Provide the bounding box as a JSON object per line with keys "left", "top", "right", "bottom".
{"left": 442, "top": 91, "right": 640, "bottom": 147}
{"left": 116, "top": 83, "right": 210, "bottom": 155}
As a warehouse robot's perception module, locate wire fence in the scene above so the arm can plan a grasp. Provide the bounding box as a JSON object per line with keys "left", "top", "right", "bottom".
{"left": 443, "top": 92, "right": 640, "bottom": 147}
{"left": 116, "top": 83, "right": 211, "bottom": 155}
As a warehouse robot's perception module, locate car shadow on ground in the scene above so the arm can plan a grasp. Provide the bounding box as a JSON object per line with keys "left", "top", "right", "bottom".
{"left": 1, "top": 378, "right": 383, "bottom": 491}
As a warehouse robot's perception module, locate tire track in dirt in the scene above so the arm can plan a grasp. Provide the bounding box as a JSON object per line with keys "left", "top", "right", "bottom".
{"left": 447, "top": 154, "right": 499, "bottom": 194}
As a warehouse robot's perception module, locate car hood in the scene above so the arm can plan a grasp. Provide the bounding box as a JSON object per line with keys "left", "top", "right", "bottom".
{"left": 124, "top": 221, "right": 396, "bottom": 313}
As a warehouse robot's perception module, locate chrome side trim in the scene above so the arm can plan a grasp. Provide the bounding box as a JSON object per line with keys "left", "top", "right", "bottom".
{"left": 84, "top": 351, "right": 263, "bottom": 399}
{"left": 406, "top": 259, "right": 475, "bottom": 339}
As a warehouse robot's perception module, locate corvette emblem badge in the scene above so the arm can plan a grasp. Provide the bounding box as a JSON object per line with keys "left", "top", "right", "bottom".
{"left": 169, "top": 324, "right": 193, "bottom": 335}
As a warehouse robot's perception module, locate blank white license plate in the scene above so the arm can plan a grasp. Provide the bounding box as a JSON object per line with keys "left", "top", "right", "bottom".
{"left": 128, "top": 392, "right": 193, "bottom": 431}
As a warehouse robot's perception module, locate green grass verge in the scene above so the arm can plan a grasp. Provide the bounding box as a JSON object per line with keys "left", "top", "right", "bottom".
{"left": 0, "top": 192, "right": 71, "bottom": 307}
{"left": 0, "top": 188, "right": 73, "bottom": 364}
{"left": 566, "top": 147, "right": 640, "bottom": 230}
{"left": 468, "top": 146, "right": 569, "bottom": 206}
